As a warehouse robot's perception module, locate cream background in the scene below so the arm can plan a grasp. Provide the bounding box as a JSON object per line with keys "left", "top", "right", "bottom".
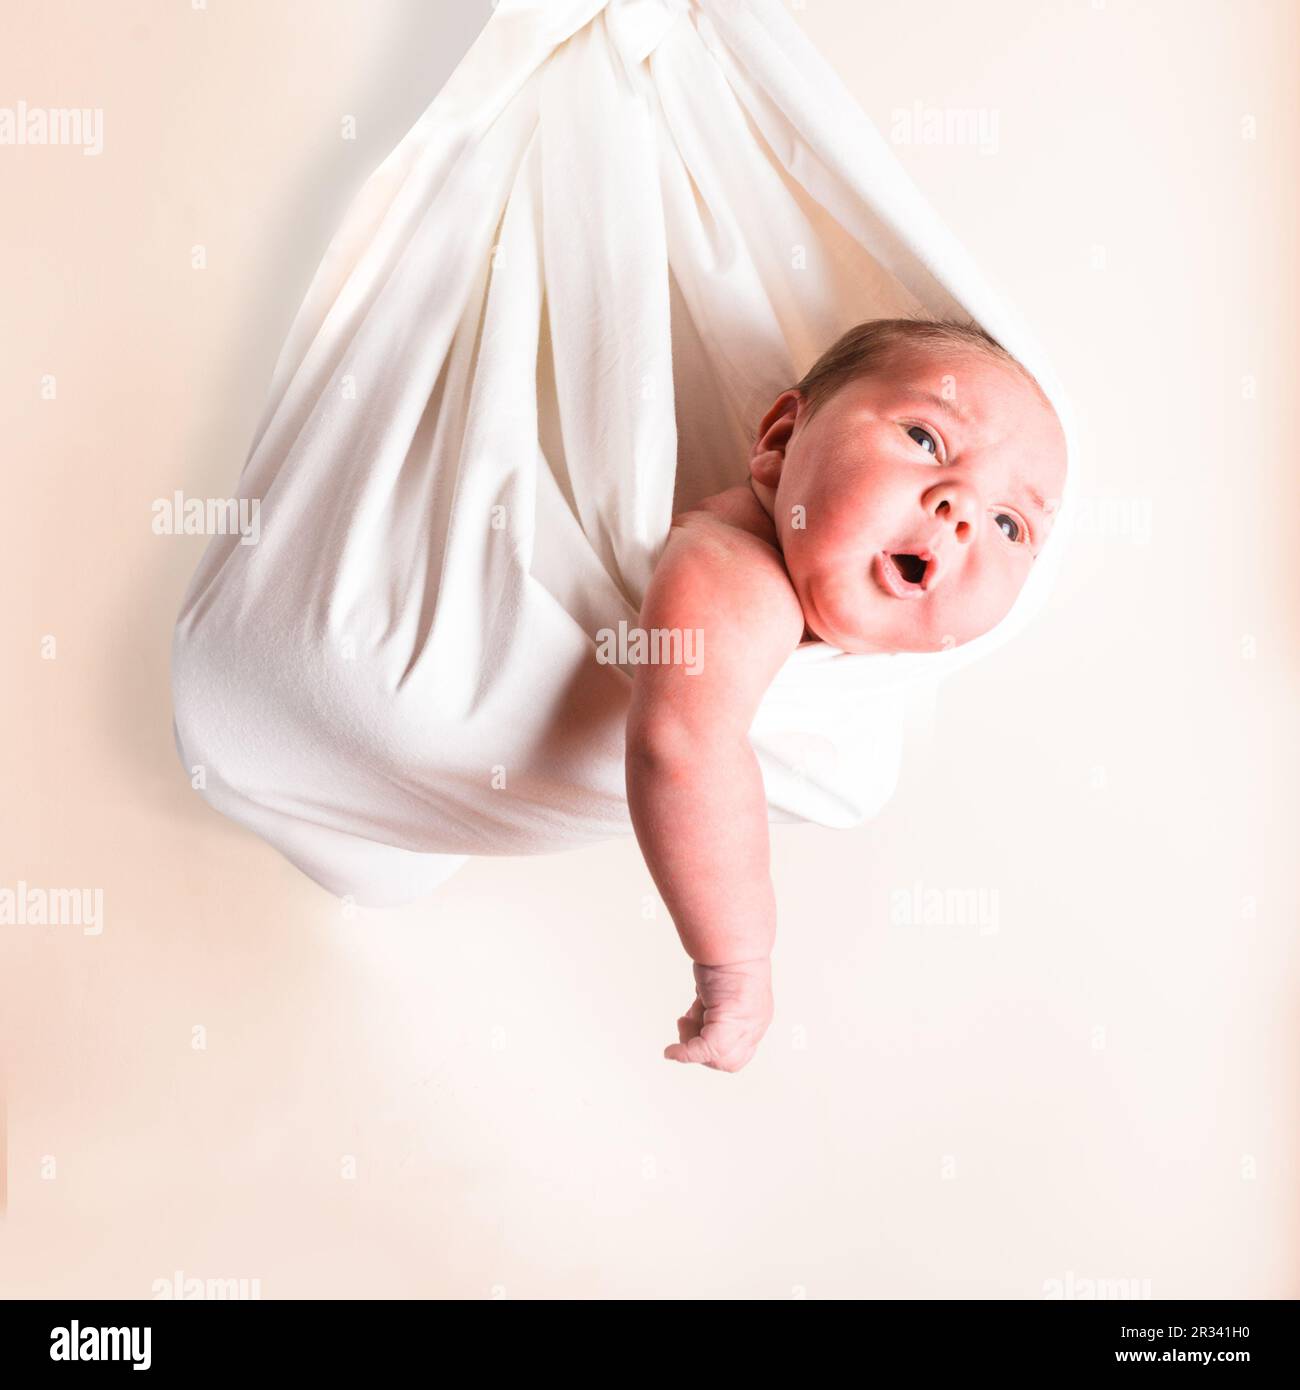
{"left": 1, "top": 0, "right": 1296, "bottom": 1298}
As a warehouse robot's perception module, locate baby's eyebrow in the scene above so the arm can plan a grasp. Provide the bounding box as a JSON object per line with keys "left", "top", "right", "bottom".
{"left": 1018, "top": 485, "right": 1059, "bottom": 554}
{"left": 900, "top": 389, "right": 970, "bottom": 423}
{"left": 1022, "top": 483, "right": 1052, "bottom": 524}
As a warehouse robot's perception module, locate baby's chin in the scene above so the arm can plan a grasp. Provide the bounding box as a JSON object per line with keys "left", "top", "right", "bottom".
{"left": 817, "top": 626, "right": 963, "bottom": 656}
{"left": 803, "top": 603, "right": 984, "bottom": 655}
{"left": 799, "top": 575, "right": 957, "bottom": 654}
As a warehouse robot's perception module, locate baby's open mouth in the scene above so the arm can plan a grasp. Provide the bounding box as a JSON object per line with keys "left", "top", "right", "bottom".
{"left": 875, "top": 550, "right": 930, "bottom": 599}
{"left": 893, "top": 553, "right": 928, "bottom": 584}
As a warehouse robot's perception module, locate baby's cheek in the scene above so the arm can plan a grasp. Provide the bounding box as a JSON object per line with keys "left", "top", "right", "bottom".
{"left": 937, "top": 566, "right": 1023, "bottom": 646}
{"left": 807, "top": 562, "right": 869, "bottom": 631}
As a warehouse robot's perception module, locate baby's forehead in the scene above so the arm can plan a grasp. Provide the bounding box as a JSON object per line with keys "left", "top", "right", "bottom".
{"left": 888, "top": 345, "right": 1059, "bottom": 427}
{"left": 880, "top": 342, "right": 1024, "bottom": 397}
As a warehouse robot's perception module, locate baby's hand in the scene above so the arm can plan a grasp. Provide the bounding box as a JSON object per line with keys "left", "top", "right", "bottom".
{"left": 664, "top": 958, "right": 774, "bottom": 1073}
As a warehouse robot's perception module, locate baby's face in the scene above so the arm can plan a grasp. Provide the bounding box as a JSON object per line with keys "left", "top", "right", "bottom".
{"left": 750, "top": 348, "right": 1068, "bottom": 654}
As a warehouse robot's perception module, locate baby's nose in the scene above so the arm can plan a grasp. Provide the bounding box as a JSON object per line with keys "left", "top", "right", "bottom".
{"left": 923, "top": 482, "right": 977, "bottom": 543}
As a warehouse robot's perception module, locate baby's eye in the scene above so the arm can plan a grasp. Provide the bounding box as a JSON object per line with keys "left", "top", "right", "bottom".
{"left": 906, "top": 425, "right": 938, "bottom": 456}
{"left": 994, "top": 512, "right": 1022, "bottom": 542}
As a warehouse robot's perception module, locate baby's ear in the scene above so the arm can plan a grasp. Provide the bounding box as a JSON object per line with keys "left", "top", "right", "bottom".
{"left": 747, "top": 388, "right": 801, "bottom": 488}
{"left": 748, "top": 446, "right": 784, "bottom": 488}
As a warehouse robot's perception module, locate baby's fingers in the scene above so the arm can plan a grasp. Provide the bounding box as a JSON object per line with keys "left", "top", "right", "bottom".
{"left": 674, "top": 997, "right": 705, "bottom": 1046}
{"left": 664, "top": 1022, "right": 757, "bottom": 1073}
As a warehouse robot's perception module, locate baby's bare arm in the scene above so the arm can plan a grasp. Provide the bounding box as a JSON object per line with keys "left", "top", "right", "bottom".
{"left": 625, "top": 508, "right": 805, "bottom": 1066}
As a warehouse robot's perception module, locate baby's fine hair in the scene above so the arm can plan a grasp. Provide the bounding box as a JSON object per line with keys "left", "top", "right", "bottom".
{"left": 789, "top": 316, "right": 1051, "bottom": 423}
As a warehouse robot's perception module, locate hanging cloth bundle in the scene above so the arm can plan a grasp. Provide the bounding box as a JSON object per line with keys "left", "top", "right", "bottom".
{"left": 171, "top": 0, "right": 1080, "bottom": 905}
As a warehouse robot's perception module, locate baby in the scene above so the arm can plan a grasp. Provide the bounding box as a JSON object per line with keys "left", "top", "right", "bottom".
{"left": 625, "top": 318, "right": 1068, "bottom": 1073}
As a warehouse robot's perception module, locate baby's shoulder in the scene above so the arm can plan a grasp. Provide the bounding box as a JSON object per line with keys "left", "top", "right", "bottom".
{"left": 671, "top": 482, "right": 779, "bottom": 548}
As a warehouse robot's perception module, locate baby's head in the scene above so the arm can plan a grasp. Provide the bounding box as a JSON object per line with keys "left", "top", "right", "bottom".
{"left": 749, "top": 318, "right": 1067, "bottom": 654}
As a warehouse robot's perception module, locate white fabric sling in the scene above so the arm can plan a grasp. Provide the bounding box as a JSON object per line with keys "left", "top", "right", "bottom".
{"left": 171, "top": 0, "right": 1080, "bottom": 905}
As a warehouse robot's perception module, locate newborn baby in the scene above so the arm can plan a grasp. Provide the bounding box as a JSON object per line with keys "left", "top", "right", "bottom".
{"left": 625, "top": 317, "right": 1068, "bottom": 1073}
